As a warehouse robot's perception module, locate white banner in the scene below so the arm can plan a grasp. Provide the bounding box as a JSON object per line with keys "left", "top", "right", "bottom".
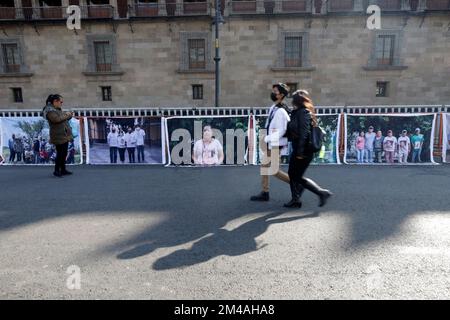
{"left": 344, "top": 113, "right": 437, "bottom": 165}
{"left": 443, "top": 113, "right": 450, "bottom": 163}
{"left": 0, "top": 116, "right": 83, "bottom": 165}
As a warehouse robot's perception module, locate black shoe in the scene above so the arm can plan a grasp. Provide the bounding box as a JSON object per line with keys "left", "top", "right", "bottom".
{"left": 283, "top": 199, "right": 302, "bottom": 208}
{"left": 53, "top": 171, "right": 63, "bottom": 178}
{"left": 250, "top": 192, "right": 269, "bottom": 201}
{"left": 319, "top": 190, "right": 333, "bottom": 207}
{"left": 61, "top": 170, "right": 73, "bottom": 176}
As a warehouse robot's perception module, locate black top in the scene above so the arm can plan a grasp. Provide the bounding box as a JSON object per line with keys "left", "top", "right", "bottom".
{"left": 287, "top": 106, "right": 313, "bottom": 158}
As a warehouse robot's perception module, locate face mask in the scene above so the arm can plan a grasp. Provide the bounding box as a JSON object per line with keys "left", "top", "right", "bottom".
{"left": 270, "top": 93, "right": 278, "bottom": 102}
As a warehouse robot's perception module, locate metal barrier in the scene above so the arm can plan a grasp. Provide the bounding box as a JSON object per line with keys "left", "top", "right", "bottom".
{"left": 0, "top": 105, "right": 447, "bottom": 118}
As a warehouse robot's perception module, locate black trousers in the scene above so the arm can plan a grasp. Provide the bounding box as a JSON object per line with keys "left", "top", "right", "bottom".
{"left": 55, "top": 142, "right": 68, "bottom": 173}
{"left": 288, "top": 154, "right": 324, "bottom": 200}
{"left": 9, "top": 149, "right": 15, "bottom": 162}
{"left": 118, "top": 148, "right": 126, "bottom": 163}
{"left": 127, "top": 147, "right": 135, "bottom": 163}
{"left": 110, "top": 147, "right": 118, "bottom": 163}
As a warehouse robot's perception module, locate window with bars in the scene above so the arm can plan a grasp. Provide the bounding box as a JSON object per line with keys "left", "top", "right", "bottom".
{"left": 375, "top": 0, "right": 402, "bottom": 11}
{"left": 286, "top": 83, "right": 298, "bottom": 98}
{"left": 11, "top": 88, "right": 23, "bottom": 103}
{"left": 284, "top": 36, "right": 302, "bottom": 67}
{"left": 101, "top": 86, "right": 112, "bottom": 101}
{"left": 192, "top": 84, "right": 203, "bottom": 100}
{"left": 376, "top": 35, "right": 395, "bottom": 66}
{"left": 188, "top": 39, "right": 206, "bottom": 70}
{"left": 2, "top": 43, "right": 20, "bottom": 73}
{"left": 376, "top": 81, "right": 389, "bottom": 97}
{"left": 94, "top": 41, "right": 112, "bottom": 72}
{"left": 329, "top": 0, "right": 354, "bottom": 11}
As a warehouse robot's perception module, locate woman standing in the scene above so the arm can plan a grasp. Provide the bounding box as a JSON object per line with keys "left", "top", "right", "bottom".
{"left": 42, "top": 94, "right": 74, "bottom": 177}
{"left": 284, "top": 90, "right": 332, "bottom": 208}
{"left": 355, "top": 131, "right": 365, "bottom": 164}
{"left": 383, "top": 130, "right": 397, "bottom": 164}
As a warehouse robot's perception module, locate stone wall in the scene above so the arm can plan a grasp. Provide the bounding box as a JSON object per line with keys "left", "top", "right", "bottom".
{"left": 0, "top": 12, "right": 449, "bottom": 109}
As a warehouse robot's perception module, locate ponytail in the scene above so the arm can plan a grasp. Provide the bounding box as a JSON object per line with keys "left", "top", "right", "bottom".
{"left": 304, "top": 100, "right": 318, "bottom": 127}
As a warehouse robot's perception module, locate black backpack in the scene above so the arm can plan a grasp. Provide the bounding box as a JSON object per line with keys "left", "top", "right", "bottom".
{"left": 310, "top": 124, "right": 326, "bottom": 153}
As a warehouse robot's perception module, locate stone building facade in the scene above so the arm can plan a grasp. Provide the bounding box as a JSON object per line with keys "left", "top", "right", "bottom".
{"left": 0, "top": 0, "right": 449, "bottom": 109}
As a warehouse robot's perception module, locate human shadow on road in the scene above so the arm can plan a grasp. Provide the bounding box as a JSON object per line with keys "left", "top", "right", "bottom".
{"left": 151, "top": 210, "right": 319, "bottom": 270}
{"left": 1, "top": 165, "right": 449, "bottom": 262}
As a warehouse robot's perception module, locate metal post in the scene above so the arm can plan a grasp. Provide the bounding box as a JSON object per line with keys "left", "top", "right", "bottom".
{"left": 214, "top": 0, "right": 221, "bottom": 108}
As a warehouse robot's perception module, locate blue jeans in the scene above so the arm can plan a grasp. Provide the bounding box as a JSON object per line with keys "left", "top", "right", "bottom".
{"left": 412, "top": 149, "right": 421, "bottom": 163}
{"left": 137, "top": 145, "right": 145, "bottom": 163}
{"left": 356, "top": 149, "right": 364, "bottom": 163}
{"left": 110, "top": 147, "right": 118, "bottom": 163}
{"left": 364, "top": 149, "right": 374, "bottom": 163}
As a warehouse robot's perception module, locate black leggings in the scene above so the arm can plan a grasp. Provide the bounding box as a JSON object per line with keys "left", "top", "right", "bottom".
{"left": 288, "top": 154, "right": 324, "bottom": 199}
{"left": 55, "top": 142, "right": 68, "bottom": 173}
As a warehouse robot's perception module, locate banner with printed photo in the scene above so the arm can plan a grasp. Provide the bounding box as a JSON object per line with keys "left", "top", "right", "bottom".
{"left": 344, "top": 114, "right": 436, "bottom": 164}
{"left": 0, "top": 120, "right": 4, "bottom": 164}
{"left": 165, "top": 116, "right": 250, "bottom": 166}
{"left": 85, "top": 117, "right": 163, "bottom": 165}
{"left": 253, "top": 114, "right": 341, "bottom": 165}
{"left": 0, "top": 116, "right": 83, "bottom": 165}
{"left": 443, "top": 113, "right": 450, "bottom": 163}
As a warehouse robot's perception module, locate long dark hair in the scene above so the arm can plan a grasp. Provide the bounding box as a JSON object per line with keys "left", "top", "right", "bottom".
{"left": 292, "top": 90, "right": 318, "bottom": 127}
{"left": 45, "top": 94, "right": 62, "bottom": 106}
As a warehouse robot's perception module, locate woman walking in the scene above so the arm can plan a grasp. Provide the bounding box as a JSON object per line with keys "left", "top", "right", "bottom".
{"left": 42, "top": 94, "right": 74, "bottom": 177}
{"left": 284, "top": 90, "right": 332, "bottom": 208}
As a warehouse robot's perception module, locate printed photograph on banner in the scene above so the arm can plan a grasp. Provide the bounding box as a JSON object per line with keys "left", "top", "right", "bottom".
{"left": 344, "top": 114, "right": 435, "bottom": 164}
{"left": 254, "top": 114, "right": 340, "bottom": 165}
{"left": 86, "top": 117, "right": 162, "bottom": 164}
{"left": 0, "top": 117, "right": 82, "bottom": 165}
{"left": 0, "top": 123, "right": 3, "bottom": 164}
{"left": 166, "top": 116, "right": 249, "bottom": 166}
{"left": 444, "top": 114, "right": 450, "bottom": 163}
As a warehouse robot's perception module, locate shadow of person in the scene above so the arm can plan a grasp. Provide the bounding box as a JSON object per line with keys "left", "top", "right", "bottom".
{"left": 152, "top": 210, "right": 319, "bottom": 270}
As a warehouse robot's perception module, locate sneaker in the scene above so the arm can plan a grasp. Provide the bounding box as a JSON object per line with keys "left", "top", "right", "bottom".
{"left": 53, "top": 171, "right": 63, "bottom": 178}
{"left": 61, "top": 170, "right": 73, "bottom": 176}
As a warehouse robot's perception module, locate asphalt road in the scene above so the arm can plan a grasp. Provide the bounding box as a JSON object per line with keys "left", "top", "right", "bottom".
{"left": 0, "top": 164, "right": 449, "bottom": 299}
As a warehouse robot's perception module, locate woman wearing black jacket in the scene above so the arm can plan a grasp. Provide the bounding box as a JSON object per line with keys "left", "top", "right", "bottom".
{"left": 284, "top": 90, "right": 332, "bottom": 208}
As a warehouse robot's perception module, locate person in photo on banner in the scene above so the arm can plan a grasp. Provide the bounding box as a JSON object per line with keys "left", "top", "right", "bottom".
{"left": 447, "top": 128, "right": 450, "bottom": 162}
{"left": 192, "top": 125, "right": 224, "bottom": 166}
{"left": 135, "top": 125, "right": 146, "bottom": 163}
{"left": 125, "top": 127, "right": 137, "bottom": 163}
{"left": 284, "top": 90, "right": 332, "bottom": 208}
{"left": 42, "top": 94, "right": 74, "bottom": 177}
{"left": 373, "top": 130, "right": 384, "bottom": 163}
{"left": 14, "top": 135, "right": 24, "bottom": 163}
{"left": 32, "top": 136, "right": 40, "bottom": 164}
{"left": 355, "top": 131, "right": 365, "bottom": 164}
{"left": 364, "top": 126, "right": 375, "bottom": 163}
{"left": 397, "top": 130, "right": 411, "bottom": 164}
{"left": 8, "top": 134, "right": 16, "bottom": 163}
{"left": 251, "top": 83, "right": 291, "bottom": 202}
{"left": 118, "top": 129, "right": 127, "bottom": 164}
{"left": 383, "top": 130, "right": 397, "bottom": 164}
{"left": 107, "top": 126, "right": 119, "bottom": 164}
{"left": 411, "top": 128, "right": 424, "bottom": 163}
